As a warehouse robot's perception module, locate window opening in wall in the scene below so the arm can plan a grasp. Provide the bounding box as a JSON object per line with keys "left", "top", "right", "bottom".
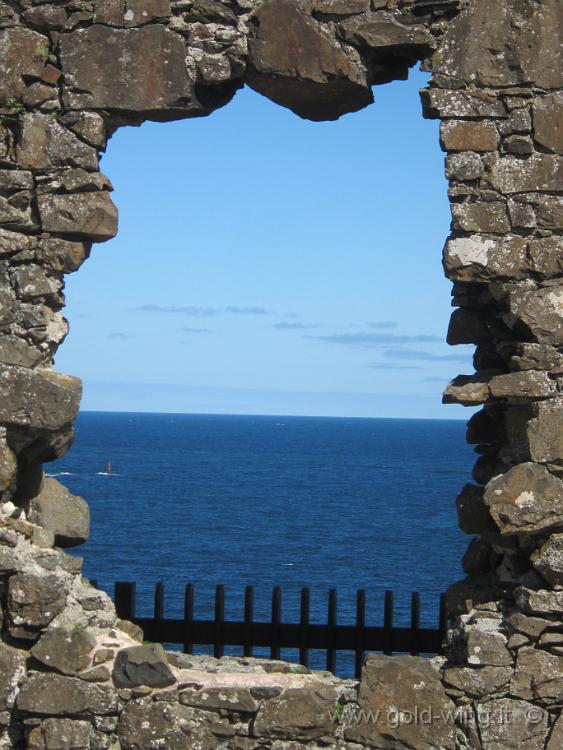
{"left": 52, "top": 69, "right": 475, "bottom": 675}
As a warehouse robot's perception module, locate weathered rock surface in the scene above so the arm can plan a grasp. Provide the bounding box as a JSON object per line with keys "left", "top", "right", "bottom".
{"left": 346, "top": 654, "right": 455, "bottom": 749}
{"left": 118, "top": 697, "right": 216, "bottom": 750}
{"left": 465, "top": 630, "right": 512, "bottom": 667}
{"left": 28, "top": 477, "right": 90, "bottom": 547}
{"left": 511, "top": 646, "right": 563, "bottom": 704}
{"left": 432, "top": 0, "right": 562, "bottom": 88}
{"left": 477, "top": 697, "right": 549, "bottom": 750}
{"left": 508, "top": 287, "right": 563, "bottom": 347}
{"left": 0, "top": 28, "right": 49, "bottom": 101}
{"left": 484, "top": 463, "right": 563, "bottom": 535}
{"left": 443, "top": 664, "right": 512, "bottom": 698}
{"left": 253, "top": 683, "right": 338, "bottom": 740}
{"left": 247, "top": 0, "right": 372, "bottom": 121}
{"left": 440, "top": 120, "right": 499, "bottom": 152}
{"left": 7, "top": 571, "right": 67, "bottom": 639}
{"left": 533, "top": 92, "right": 563, "bottom": 154}
{"left": 0, "top": 365, "right": 81, "bottom": 432}
{"left": 61, "top": 25, "right": 193, "bottom": 114}
{"left": 112, "top": 643, "right": 176, "bottom": 688}
{"left": 37, "top": 192, "right": 118, "bottom": 241}
{"left": 533, "top": 535, "right": 563, "bottom": 587}
{"left": 17, "top": 671, "right": 117, "bottom": 716}
{"left": 30, "top": 719, "right": 93, "bottom": 750}
{"left": 31, "top": 626, "right": 97, "bottom": 675}
{"left": 444, "top": 235, "right": 527, "bottom": 281}
{"left": 18, "top": 114, "right": 98, "bottom": 171}
{"left": 0, "top": 642, "right": 27, "bottom": 710}
{"left": 515, "top": 587, "right": 563, "bottom": 616}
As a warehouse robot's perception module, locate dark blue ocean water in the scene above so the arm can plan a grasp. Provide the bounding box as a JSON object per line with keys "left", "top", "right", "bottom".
{"left": 49, "top": 412, "right": 473, "bottom": 672}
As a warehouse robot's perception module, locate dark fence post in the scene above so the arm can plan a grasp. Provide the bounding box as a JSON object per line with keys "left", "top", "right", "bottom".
{"left": 214, "top": 584, "right": 225, "bottom": 658}
{"left": 439, "top": 592, "right": 447, "bottom": 652}
{"left": 299, "top": 588, "right": 310, "bottom": 669}
{"left": 154, "top": 581, "right": 165, "bottom": 644}
{"left": 115, "top": 582, "right": 136, "bottom": 622}
{"left": 184, "top": 584, "right": 194, "bottom": 655}
{"left": 243, "top": 586, "right": 254, "bottom": 658}
{"left": 271, "top": 586, "right": 281, "bottom": 660}
{"left": 410, "top": 592, "right": 420, "bottom": 656}
{"left": 327, "top": 588, "right": 337, "bottom": 674}
{"left": 355, "top": 589, "right": 365, "bottom": 680}
{"left": 383, "top": 590, "right": 394, "bottom": 655}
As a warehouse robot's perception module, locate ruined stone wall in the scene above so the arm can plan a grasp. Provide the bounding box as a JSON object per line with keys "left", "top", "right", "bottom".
{"left": 0, "top": 0, "right": 561, "bottom": 748}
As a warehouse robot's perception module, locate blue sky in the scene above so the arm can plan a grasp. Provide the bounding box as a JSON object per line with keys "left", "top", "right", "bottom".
{"left": 55, "top": 68, "right": 475, "bottom": 419}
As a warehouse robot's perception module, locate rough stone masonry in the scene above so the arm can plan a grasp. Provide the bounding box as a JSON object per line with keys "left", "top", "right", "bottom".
{"left": 0, "top": 0, "right": 561, "bottom": 747}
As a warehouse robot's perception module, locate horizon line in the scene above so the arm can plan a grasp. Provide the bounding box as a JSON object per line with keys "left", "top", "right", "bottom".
{"left": 78, "top": 408, "right": 468, "bottom": 423}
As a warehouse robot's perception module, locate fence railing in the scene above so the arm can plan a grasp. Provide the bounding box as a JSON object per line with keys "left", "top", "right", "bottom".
{"left": 108, "top": 581, "right": 447, "bottom": 678}
{"left": 108, "top": 581, "right": 448, "bottom": 678}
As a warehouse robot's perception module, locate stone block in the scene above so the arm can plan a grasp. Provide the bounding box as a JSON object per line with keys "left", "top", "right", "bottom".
{"left": 444, "top": 234, "right": 527, "bottom": 281}
{"left": 7, "top": 572, "right": 67, "bottom": 640}
{"left": 508, "top": 287, "right": 563, "bottom": 347}
{"left": 28, "top": 477, "right": 90, "bottom": 548}
{"left": 488, "top": 371, "right": 556, "bottom": 400}
{"left": 124, "top": 0, "right": 171, "bottom": 27}
{"left": 39, "top": 719, "right": 92, "bottom": 750}
{"left": 345, "top": 654, "right": 455, "bottom": 749}
{"left": 456, "top": 483, "right": 495, "bottom": 535}
{"left": 511, "top": 646, "right": 563, "bottom": 704}
{"left": 0, "top": 28, "right": 49, "bottom": 100}
{"left": 443, "top": 374, "right": 490, "bottom": 406}
{"left": 527, "top": 236, "right": 563, "bottom": 279}
{"left": 421, "top": 88, "right": 506, "bottom": 120}
{"left": 179, "top": 686, "right": 259, "bottom": 712}
{"left": 247, "top": 0, "right": 373, "bottom": 121}
{"left": 112, "top": 643, "right": 176, "bottom": 688}
{"left": 36, "top": 238, "right": 90, "bottom": 274}
{"left": 253, "top": 683, "right": 339, "bottom": 740}
{"left": 484, "top": 462, "right": 563, "bottom": 535}
{"left": 339, "top": 11, "right": 434, "bottom": 57}
{"left": 477, "top": 698, "right": 548, "bottom": 750}
{"left": 526, "top": 394, "right": 562, "bottom": 454}
{"left": 31, "top": 626, "right": 97, "bottom": 676}
{"left": 447, "top": 308, "right": 490, "bottom": 345}
{"left": 0, "top": 431, "right": 16, "bottom": 493}
{"left": 0, "top": 365, "right": 81, "bottom": 432}
{"left": 465, "top": 631, "right": 512, "bottom": 667}
{"left": 61, "top": 25, "right": 192, "bottom": 114}
{"left": 17, "top": 114, "right": 98, "bottom": 171}
{"left": 488, "top": 154, "right": 562, "bottom": 194}
{"left": 37, "top": 192, "right": 118, "bottom": 241}
{"left": 432, "top": 0, "right": 561, "bottom": 88}
{"left": 17, "top": 672, "right": 117, "bottom": 716}
{"left": 533, "top": 92, "right": 563, "bottom": 154}
{"left": 0, "top": 335, "right": 46, "bottom": 368}
{"left": 533, "top": 534, "right": 563, "bottom": 587}
{"left": 451, "top": 201, "right": 510, "bottom": 234}
{"left": 515, "top": 587, "right": 563, "bottom": 616}
{"left": 442, "top": 665, "right": 512, "bottom": 698}
{"left": 440, "top": 120, "right": 499, "bottom": 152}
{"left": 445, "top": 152, "right": 484, "bottom": 180}
{"left": 0, "top": 642, "right": 26, "bottom": 711}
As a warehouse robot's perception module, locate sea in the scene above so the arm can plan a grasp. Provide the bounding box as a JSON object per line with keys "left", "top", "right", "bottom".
{"left": 47, "top": 411, "right": 474, "bottom": 674}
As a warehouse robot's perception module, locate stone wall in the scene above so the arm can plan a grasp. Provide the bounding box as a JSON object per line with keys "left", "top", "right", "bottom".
{"left": 0, "top": 0, "right": 561, "bottom": 748}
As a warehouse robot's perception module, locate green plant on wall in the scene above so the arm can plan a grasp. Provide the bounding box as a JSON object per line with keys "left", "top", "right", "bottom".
{"left": 3, "top": 95, "right": 26, "bottom": 114}
{"left": 35, "top": 42, "right": 50, "bottom": 60}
